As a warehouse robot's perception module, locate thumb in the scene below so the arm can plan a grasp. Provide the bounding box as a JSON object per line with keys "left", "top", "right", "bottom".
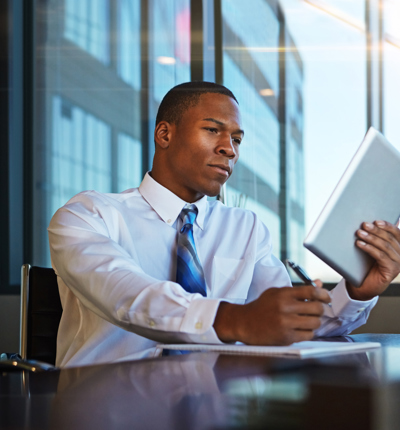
{"left": 313, "top": 279, "right": 323, "bottom": 288}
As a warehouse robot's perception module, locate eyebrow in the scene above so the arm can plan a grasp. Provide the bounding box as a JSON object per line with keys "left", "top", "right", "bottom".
{"left": 202, "top": 118, "right": 244, "bottom": 135}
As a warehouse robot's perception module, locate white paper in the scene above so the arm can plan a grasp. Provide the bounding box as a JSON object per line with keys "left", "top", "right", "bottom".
{"left": 157, "top": 341, "right": 381, "bottom": 358}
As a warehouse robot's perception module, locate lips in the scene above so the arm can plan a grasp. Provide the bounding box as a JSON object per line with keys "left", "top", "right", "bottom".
{"left": 208, "top": 164, "right": 231, "bottom": 176}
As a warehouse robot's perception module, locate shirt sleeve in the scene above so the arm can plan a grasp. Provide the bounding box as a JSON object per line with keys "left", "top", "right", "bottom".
{"left": 246, "top": 217, "right": 377, "bottom": 337}
{"left": 315, "top": 278, "right": 378, "bottom": 337}
{"left": 48, "top": 192, "right": 223, "bottom": 345}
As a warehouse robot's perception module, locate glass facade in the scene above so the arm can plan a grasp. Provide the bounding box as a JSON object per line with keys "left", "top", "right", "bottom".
{"left": 222, "top": 1, "right": 282, "bottom": 258}
{"left": 221, "top": 0, "right": 305, "bottom": 265}
{"left": 64, "top": 0, "right": 110, "bottom": 64}
{"left": 148, "top": 0, "right": 191, "bottom": 163}
{"left": 50, "top": 96, "right": 112, "bottom": 214}
{"left": 284, "top": 31, "right": 305, "bottom": 267}
{"left": 31, "top": 0, "right": 193, "bottom": 267}
{"left": 383, "top": 0, "right": 400, "bottom": 152}
{"left": 32, "top": 0, "right": 145, "bottom": 265}
{"left": 2, "top": 0, "right": 400, "bottom": 291}
{"left": 150, "top": 0, "right": 191, "bottom": 103}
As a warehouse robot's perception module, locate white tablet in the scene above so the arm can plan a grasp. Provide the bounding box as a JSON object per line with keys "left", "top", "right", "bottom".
{"left": 304, "top": 127, "right": 400, "bottom": 287}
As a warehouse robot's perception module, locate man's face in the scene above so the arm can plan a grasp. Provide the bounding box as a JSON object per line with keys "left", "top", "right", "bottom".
{"left": 154, "top": 93, "right": 243, "bottom": 202}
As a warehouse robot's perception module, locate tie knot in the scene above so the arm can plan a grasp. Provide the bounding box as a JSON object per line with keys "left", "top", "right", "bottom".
{"left": 179, "top": 204, "right": 198, "bottom": 229}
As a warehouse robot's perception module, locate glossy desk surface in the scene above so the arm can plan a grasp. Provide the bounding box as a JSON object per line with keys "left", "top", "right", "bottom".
{"left": 2, "top": 334, "right": 400, "bottom": 430}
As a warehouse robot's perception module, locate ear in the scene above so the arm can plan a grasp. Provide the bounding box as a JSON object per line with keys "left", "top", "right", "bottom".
{"left": 154, "top": 121, "right": 173, "bottom": 149}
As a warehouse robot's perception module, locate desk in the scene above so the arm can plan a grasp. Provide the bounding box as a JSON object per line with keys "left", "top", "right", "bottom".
{"left": 1, "top": 334, "right": 400, "bottom": 430}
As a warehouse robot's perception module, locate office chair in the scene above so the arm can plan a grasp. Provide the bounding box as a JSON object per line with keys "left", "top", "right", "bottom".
{"left": 20, "top": 264, "right": 62, "bottom": 365}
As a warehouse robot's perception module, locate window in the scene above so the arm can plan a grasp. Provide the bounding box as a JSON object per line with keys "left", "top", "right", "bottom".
{"left": 32, "top": 0, "right": 144, "bottom": 267}
{"left": 64, "top": 0, "right": 110, "bottom": 64}
{"left": 3, "top": 0, "right": 400, "bottom": 292}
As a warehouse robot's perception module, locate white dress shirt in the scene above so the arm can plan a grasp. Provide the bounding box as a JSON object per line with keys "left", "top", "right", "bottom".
{"left": 48, "top": 172, "right": 377, "bottom": 367}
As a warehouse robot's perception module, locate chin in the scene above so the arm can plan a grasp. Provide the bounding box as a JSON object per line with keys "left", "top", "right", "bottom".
{"left": 203, "top": 185, "right": 223, "bottom": 198}
{"left": 197, "top": 178, "right": 226, "bottom": 199}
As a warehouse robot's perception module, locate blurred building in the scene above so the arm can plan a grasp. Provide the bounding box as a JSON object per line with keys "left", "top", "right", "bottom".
{"left": 31, "top": 0, "right": 304, "bottom": 267}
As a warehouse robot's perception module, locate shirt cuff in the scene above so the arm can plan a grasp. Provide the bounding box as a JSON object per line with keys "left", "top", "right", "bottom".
{"left": 329, "top": 278, "right": 378, "bottom": 319}
{"left": 180, "top": 297, "right": 224, "bottom": 344}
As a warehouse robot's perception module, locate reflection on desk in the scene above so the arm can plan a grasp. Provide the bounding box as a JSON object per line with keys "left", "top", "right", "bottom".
{"left": 1, "top": 334, "right": 400, "bottom": 430}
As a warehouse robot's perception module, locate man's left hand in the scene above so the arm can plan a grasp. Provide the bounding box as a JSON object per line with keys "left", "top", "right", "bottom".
{"left": 346, "top": 220, "right": 400, "bottom": 301}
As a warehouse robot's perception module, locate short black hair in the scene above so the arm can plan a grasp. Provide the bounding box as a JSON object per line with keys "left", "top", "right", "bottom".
{"left": 156, "top": 81, "right": 238, "bottom": 125}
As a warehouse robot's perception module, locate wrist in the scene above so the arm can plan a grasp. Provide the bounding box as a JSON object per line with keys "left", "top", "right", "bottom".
{"left": 213, "top": 301, "right": 244, "bottom": 343}
{"left": 345, "top": 280, "right": 376, "bottom": 301}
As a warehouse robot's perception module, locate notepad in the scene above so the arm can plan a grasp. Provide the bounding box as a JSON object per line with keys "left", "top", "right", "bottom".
{"left": 157, "top": 341, "right": 381, "bottom": 358}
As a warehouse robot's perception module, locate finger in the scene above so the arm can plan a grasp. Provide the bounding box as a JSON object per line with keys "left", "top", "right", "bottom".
{"left": 356, "top": 241, "right": 400, "bottom": 274}
{"left": 360, "top": 221, "right": 400, "bottom": 245}
{"left": 373, "top": 220, "right": 400, "bottom": 241}
{"left": 276, "top": 329, "right": 315, "bottom": 345}
{"left": 291, "top": 329, "right": 315, "bottom": 343}
{"left": 291, "top": 285, "right": 331, "bottom": 304}
{"left": 358, "top": 221, "right": 400, "bottom": 253}
{"left": 313, "top": 279, "right": 323, "bottom": 288}
{"left": 285, "top": 298, "right": 324, "bottom": 316}
{"left": 294, "top": 300, "right": 325, "bottom": 316}
{"left": 270, "top": 329, "right": 315, "bottom": 345}
{"left": 289, "top": 314, "right": 322, "bottom": 330}
{"left": 356, "top": 230, "right": 399, "bottom": 263}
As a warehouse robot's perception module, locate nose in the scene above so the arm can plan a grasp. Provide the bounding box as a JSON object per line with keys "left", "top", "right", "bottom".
{"left": 216, "top": 137, "right": 237, "bottom": 159}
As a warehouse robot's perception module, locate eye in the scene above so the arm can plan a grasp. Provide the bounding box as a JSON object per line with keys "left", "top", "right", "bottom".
{"left": 233, "top": 137, "right": 242, "bottom": 145}
{"left": 204, "top": 127, "right": 218, "bottom": 133}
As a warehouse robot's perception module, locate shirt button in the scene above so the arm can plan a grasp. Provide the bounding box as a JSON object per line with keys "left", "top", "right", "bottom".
{"left": 167, "top": 219, "right": 172, "bottom": 224}
{"left": 195, "top": 322, "right": 203, "bottom": 329}
{"left": 149, "top": 320, "right": 156, "bottom": 327}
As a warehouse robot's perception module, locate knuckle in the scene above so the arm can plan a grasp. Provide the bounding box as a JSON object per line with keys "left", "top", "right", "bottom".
{"left": 311, "top": 291, "right": 324, "bottom": 304}
{"left": 276, "top": 300, "right": 289, "bottom": 314}
{"left": 379, "top": 250, "right": 387, "bottom": 260}
{"left": 276, "top": 314, "right": 287, "bottom": 328}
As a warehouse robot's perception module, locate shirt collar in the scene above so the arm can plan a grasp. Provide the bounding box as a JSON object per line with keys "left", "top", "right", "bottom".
{"left": 139, "top": 172, "right": 207, "bottom": 230}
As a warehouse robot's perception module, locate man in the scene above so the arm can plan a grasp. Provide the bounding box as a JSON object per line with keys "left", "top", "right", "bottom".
{"left": 48, "top": 82, "right": 400, "bottom": 367}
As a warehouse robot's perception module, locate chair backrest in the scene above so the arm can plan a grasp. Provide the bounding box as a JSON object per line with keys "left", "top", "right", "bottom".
{"left": 20, "top": 264, "right": 62, "bottom": 365}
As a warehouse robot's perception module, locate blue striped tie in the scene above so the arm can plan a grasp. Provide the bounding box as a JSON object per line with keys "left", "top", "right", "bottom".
{"left": 176, "top": 204, "right": 207, "bottom": 296}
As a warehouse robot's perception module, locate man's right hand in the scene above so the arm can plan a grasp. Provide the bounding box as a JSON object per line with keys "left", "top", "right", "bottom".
{"left": 213, "top": 283, "right": 331, "bottom": 345}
